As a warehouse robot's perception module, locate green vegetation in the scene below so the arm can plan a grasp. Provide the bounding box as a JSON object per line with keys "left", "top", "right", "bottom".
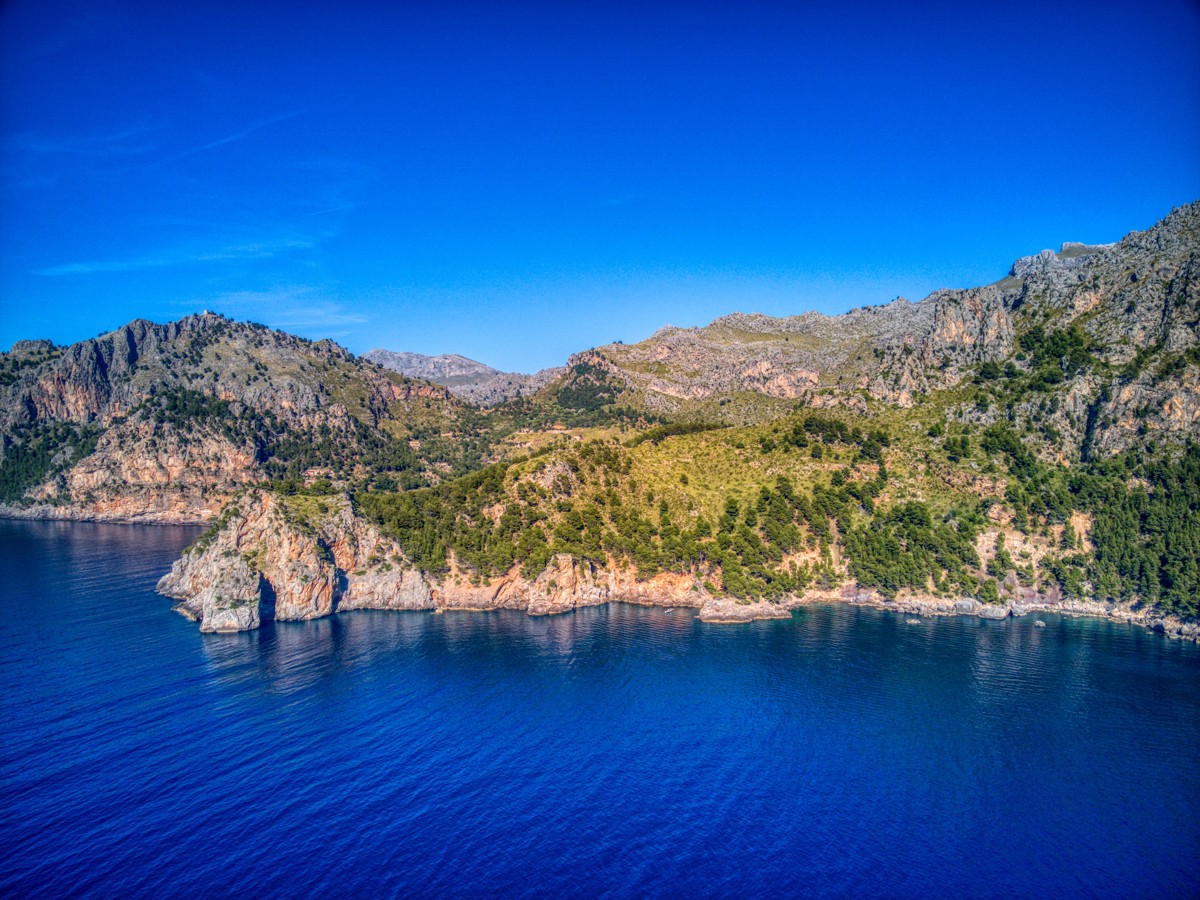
{"left": 969, "top": 416, "right": 1200, "bottom": 619}
{"left": 554, "top": 360, "right": 620, "bottom": 411}
{"left": 1016, "top": 323, "right": 1101, "bottom": 391}
{"left": 358, "top": 414, "right": 947, "bottom": 601}
{"left": 0, "top": 422, "right": 99, "bottom": 503}
{"left": 349, "top": 391, "right": 1200, "bottom": 622}
{"left": 845, "top": 502, "right": 981, "bottom": 597}
{"left": 1073, "top": 444, "right": 1200, "bottom": 618}
{"left": 625, "top": 422, "right": 725, "bottom": 447}
{"left": 134, "top": 387, "right": 428, "bottom": 487}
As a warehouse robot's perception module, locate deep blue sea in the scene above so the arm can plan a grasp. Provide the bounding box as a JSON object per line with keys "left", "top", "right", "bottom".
{"left": 1, "top": 520, "right": 1198, "bottom": 898}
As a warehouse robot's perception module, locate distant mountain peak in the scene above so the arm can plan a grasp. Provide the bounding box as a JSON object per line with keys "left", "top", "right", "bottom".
{"left": 364, "top": 348, "right": 566, "bottom": 405}
{"left": 363, "top": 349, "right": 502, "bottom": 385}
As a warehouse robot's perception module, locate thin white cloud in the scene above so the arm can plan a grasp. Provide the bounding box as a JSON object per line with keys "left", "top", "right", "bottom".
{"left": 208, "top": 287, "right": 368, "bottom": 335}
{"left": 8, "top": 124, "right": 161, "bottom": 158}
{"left": 164, "top": 112, "right": 301, "bottom": 163}
{"left": 303, "top": 202, "right": 360, "bottom": 217}
{"left": 33, "top": 237, "right": 315, "bottom": 277}
{"left": 35, "top": 256, "right": 175, "bottom": 277}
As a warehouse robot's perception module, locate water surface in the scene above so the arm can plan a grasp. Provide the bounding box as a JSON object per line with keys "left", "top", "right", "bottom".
{"left": 1, "top": 520, "right": 1197, "bottom": 897}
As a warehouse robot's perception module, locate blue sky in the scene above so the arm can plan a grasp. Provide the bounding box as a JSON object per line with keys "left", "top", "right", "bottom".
{"left": 2, "top": 0, "right": 1198, "bottom": 372}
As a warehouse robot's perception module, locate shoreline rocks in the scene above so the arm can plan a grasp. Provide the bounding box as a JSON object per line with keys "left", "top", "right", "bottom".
{"left": 153, "top": 490, "right": 1199, "bottom": 642}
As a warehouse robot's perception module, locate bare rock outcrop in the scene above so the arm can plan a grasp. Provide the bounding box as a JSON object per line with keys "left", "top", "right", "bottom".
{"left": 365, "top": 347, "right": 565, "bottom": 406}
{"left": 157, "top": 490, "right": 718, "bottom": 632}
{"left": 1, "top": 313, "right": 462, "bottom": 521}
{"left": 157, "top": 491, "right": 438, "bottom": 631}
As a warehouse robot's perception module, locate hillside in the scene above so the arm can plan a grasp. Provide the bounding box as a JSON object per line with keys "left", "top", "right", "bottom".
{"left": 0, "top": 314, "right": 481, "bottom": 521}
{"left": 4, "top": 202, "right": 1199, "bottom": 636}
{"left": 584, "top": 202, "right": 1200, "bottom": 462}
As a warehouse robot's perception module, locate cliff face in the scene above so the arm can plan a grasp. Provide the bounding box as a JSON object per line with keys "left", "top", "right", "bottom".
{"left": 157, "top": 489, "right": 1200, "bottom": 642}
{"left": 589, "top": 202, "right": 1200, "bottom": 456}
{"left": 157, "top": 491, "right": 434, "bottom": 631}
{"left": 157, "top": 489, "right": 720, "bottom": 632}
{"left": 38, "top": 419, "right": 256, "bottom": 522}
{"left": 0, "top": 313, "right": 462, "bottom": 521}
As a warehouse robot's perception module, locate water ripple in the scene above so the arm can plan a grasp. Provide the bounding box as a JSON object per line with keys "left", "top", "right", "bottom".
{"left": 1, "top": 520, "right": 1198, "bottom": 898}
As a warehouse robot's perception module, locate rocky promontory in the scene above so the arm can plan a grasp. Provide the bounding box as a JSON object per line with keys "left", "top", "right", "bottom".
{"left": 158, "top": 489, "right": 715, "bottom": 632}
{"left": 157, "top": 489, "right": 1200, "bottom": 642}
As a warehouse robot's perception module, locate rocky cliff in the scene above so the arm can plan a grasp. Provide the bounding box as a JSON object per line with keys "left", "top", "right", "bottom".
{"left": 157, "top": 491, "right": 433, "bottom": 631}
{"left": 158, "top": 488, "right": 1199, "bottom": 641}
{"left": 158, "top": 489, "right": 721, "bottom": 632}
{"left": 0, "top": 313, "right": 463, "bottom": 521}
{"left": 587, "top": 201, "right": 1200, "bottom": 457}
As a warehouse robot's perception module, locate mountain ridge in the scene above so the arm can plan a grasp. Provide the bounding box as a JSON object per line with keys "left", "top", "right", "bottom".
{"left": 4, "top": 200, "right": 1198, "bottom": 523}
{"left": 4, "top": 201, "right": 1199, "bottom": 638}
{"left": 363, "top": 349, "right": 502, "bottom": 385}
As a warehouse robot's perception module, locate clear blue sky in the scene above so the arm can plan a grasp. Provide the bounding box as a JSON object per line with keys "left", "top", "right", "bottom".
{"left": 2, "top": 0, "right": 1198, "bottom": 372}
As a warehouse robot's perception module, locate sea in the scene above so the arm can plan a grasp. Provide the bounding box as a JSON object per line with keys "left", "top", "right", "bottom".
{"left": 1, "top": 519, "right": 1197, "bottom": 898}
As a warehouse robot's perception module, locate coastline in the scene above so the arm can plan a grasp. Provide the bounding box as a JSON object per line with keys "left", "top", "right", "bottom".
{"left": 0, "top": 503, "right": 209, "bottom": 526}
{"left": 5, "top": 502, "right": 1194, "bottom": 643}
{"left": 168, "top": 581, "right": 1200, "bottom": 643}
{"left": 680, "top": 586, "right": 1200, "bottom": 642}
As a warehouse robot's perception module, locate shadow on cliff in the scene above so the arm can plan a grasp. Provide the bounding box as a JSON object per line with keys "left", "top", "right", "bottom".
{"left": 332, "top": 569, "right": 348, "bottom": 613}
{"left": 259, "top": 576, "right": 277, "bottom": 623}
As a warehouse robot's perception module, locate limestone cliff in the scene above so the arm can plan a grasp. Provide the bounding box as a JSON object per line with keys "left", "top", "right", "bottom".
{"left": 157, "top": 491, "right": 434, "bottom": 631}
{"left": 0, "top": 313, "right": 462, "bottom": 521}
{"left": 158, "top": 489, "right": 1199, "bottom": 641}
{"left": 158, "top": 489, "right": 722, "bottom": 632}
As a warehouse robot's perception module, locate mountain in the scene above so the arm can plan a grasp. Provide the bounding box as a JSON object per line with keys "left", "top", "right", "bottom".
{"left": 363, "top": 349, "right": 502, "bottom": 385}
{"left": 365, "top": 348, "right": 566, "bottom": 406}
{"left": 0, "top": 314, "right": 476, "bottom": 522}
{"left": 4, "top": 202, "right": 1199, "bottom": 637}
{"left": 582, "top": 202, "right": 1200, "bottom": 461}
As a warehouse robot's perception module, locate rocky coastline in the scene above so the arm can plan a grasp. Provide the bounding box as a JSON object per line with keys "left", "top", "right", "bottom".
{"left": 0, "top": 501, "right": 212, "bottom": 525}
{"left": 6, "top": 491, "right": 1194, "bottom": 643}
{"left": 153, "top": 490, "right": 1199, "bottom": 643}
